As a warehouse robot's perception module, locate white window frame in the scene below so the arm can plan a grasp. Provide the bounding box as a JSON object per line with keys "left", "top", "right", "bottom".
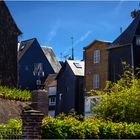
{"left": 136, "top": 37, "right": 140, "bottom": 46}
{"left": 94, "top": 50, "right": 100, "bottom": 64}
{"left": 93, "top": 74, "right": 100, "bottom": 89}
{"left": 33, "top": 63, "right": 44, "bottom": 76}
{"left": 49, "top": 97, "right": 56, "bottom": 106}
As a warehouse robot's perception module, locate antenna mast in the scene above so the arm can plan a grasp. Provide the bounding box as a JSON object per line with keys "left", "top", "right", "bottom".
{"left": 71, "top": 36, "right": 74, "bottom": 60}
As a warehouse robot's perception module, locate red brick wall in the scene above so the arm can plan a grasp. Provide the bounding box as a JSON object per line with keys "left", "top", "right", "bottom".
{"left": 84, "top": 41, "right": 110, "bottom": 92}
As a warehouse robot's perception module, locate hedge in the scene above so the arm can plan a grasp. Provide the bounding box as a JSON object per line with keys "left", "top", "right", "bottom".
{"left": 42, "top": 116, "right": 140, "bottom": 139}
{"left": 1, "top": 116, "right": 140, "bottom": 139}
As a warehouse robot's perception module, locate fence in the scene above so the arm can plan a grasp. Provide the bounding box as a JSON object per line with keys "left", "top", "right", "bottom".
{"left": 0, "top": 129, "right": 22, "bottom": 139}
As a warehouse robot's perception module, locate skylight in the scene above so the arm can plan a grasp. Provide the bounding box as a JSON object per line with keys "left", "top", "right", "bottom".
{"left": 20, "top": 45, "right": 25, "bottom": 50}
{"left": 74, "top": 62, "right": 82, "bottom": 68}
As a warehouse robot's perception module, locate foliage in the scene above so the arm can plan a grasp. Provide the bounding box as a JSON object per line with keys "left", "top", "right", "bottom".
{"left": 0, "top": 86, "right": 31, "bottom": 101}
{"left": 42, "top": 116, "right": 140, "bottom": 139}
{"left": 1, "top": 116, "right": 140, "bottom": 139}
{"left": 0, "top": 119, "right": 22, "bottom": 139}
{"left": 92, "top": 64, "right": 140, "bottom": 123}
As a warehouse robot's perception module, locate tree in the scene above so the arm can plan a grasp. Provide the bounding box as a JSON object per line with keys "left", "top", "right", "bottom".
{"left": 92, "top": 65, "right": 140, "bottom": 123}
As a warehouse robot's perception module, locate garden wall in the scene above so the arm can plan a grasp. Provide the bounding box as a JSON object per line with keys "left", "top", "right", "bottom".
{"left": 0, "top": 98, "right": 30, "bottom": 123}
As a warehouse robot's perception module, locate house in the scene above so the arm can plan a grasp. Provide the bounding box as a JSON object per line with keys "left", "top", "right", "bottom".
{"left": 108, "top": 10, "right": 140, "bottom": 82}
{"left": 55, "top": 60, "right": 85, "bottom": 116}
{"left": 18, "top": 38, "right": 61, "bottom": 90}
{"left": 84, "top": 40, "right": 111, "bottom": 92}
{"left": 83, "top": 40, "right": 110, "bottom": 116}
{"left": 0, "top": 1, "right": 21, "bottom": 87}
{"left": 44, "top": 74, "right": 57, "bottom": 117}
{"left": 84, "top": 95, "right": 99, "bottom": 117}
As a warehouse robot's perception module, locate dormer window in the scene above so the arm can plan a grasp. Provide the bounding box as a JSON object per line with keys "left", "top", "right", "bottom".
{"left": 94, "top": 50, "right": 100, "bottom": 64}
{"left": 136, "top": 37, "right": 140, "bottom": 46}
{"left": 73, "top": 62, "right": 82, "bottom": 68}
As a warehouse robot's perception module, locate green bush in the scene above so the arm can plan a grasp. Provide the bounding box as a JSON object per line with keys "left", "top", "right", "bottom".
{"left": 92, "top": 67, "right": 140, "bottom": 123}
{"left": 42, "top": 116, "right": 140, "bottom": 139}
{"left": 0, "top": 119, "right": 22, "bottom": 139}
{"left": 0, "top": 86, "right": 31, "bottom": 101}
{"left": 1, "top": 117, "right": 140, "bottom": 139}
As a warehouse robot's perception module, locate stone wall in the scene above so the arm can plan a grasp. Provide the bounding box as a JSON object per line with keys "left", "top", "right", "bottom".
{"left": 22, "top": 110, "right": 44, "bottom": 139}
{"left": 31, "top": 90, "right": 48, "bottom": 115}
{"left": 0, "top": 98, "right": 30, "bottom": 123}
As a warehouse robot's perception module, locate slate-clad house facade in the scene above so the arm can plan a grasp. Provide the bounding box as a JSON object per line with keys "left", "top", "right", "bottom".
{"left": 18, "top": 38, "right": 61, "bottom": 90}
{"left": 55, "top": 60, "right": 84, "bottom": 116}
{"left": 84, "top": 40, "right": 111, "bottom": 92}
{"left": 0, "top": 1, "right": 21, "bottom": 87}
{"left": 108, "top": 11, "right": 140, "bottom": 82}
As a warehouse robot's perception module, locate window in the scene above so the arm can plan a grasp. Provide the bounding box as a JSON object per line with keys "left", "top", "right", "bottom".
{"left": 36, "top": 80, "right": 41, "bottom": 85}
{"left": 49, "top": 97, "right": 56, "bottom": 106}
{"left": 136, "top": 37, "right": 140, "bottom": 46}
{"left": 59, "top": 93, "right": 62, "bottom": 100}
{"left": 94, "top": 50, "right": 100, "bottom": 64}
{"left": 85, "top": 96, "right": 99, "bottom": 114}
{"left": 20, "top": 45, "right": 25, "bottom": 50}
{"left": 48, "top": 87, "right": 56, "bottom": 95}
{"left": 93, "top": 74, "right": 100, "bottom": 89}
{"left": 33, "top": 63, "right": 44, "bottom": 76}
{"left": 73, "top": 62, "right": 82, "bottom": 68}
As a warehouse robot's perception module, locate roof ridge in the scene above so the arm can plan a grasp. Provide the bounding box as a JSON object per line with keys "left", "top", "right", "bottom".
{"left": 21, "top": 38, "right": 36, "bottom": 43}
{"left": 111, "top": 12, "right": 140, "bottom": 47}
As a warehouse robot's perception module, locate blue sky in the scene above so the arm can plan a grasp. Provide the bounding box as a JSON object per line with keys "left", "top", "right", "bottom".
{"left": 6, "top": 1, "right": 139, "bottom": 60}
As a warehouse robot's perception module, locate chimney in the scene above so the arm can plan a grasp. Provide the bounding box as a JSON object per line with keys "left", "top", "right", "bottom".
{"left": 131, "top": 9, "right": 140, "bottom": 18}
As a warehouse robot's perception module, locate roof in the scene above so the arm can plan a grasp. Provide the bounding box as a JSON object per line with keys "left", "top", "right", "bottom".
{"left": 84, "top": 39, "right": 111, "bottom": 50}
{"left": 18, "top": 38, "right": 36, "bottom": 61}
{"left": 1, "top": 1, "right": 22, "bottom": 35}
{"left": 44, "top": 74, "right": 57, "bottom": 89}
{"left": 67, "top": 60, "right": 85, "bottom": 76}
{"left": 41, "top": 47, "right": 61, "bottom": 73}
{"left": 56, "top": 60, "right": 85, "bottom": 80}
{"left": 109, "top": 11, "right": 140, "bottom": 49}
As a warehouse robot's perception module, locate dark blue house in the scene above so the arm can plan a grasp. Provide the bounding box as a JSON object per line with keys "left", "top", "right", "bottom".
{"left": 55, "top": 60, "right": 85, "bottom": 116}
{"left": 108, "top": 10, "right": 140, "bottom": 82}
{"left": 18, "top": 38, "right": 61, "bottom": 90}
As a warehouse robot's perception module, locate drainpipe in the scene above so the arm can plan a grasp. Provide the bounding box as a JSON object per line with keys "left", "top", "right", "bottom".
{"left": 130, "top": 43, "right": 134, "bottom": 74}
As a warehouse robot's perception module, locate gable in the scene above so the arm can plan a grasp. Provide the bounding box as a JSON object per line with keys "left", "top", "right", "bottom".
{"left": 0, "top": 1, "right": 21, "bottom": 35}
{"left": 41, "top": 47, "right": 62, "bottom": 73}
{"left": 84, "top": 40, "right": 111, "bottom": 51}
{"left": 110, "top": 12, "right": 140, "bottom": 49}
{"left": 18, "top": 38, "right": 36, "bottom": 61}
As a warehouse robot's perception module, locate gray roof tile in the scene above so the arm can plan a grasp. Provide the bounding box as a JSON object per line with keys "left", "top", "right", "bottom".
{"left": 41, "top": 47, "right": 61, "bottom": 73}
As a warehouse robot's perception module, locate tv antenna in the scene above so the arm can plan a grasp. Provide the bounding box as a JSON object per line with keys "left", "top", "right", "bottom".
{"left": 71, "top": 36, "right": 74, "bottom": 60}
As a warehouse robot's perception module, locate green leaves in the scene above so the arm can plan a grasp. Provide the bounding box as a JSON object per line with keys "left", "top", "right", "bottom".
{"left": 42, "top": 116, "right": 140, "bottom": 139}
{"left": 93, "top": 67, "right": 140, "bottom": 123}
{"left": 0, "top": 86, "right": 31, "bottom": 101}
{"left": 0, "top": 119, "right": 22, "bottom": 139}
